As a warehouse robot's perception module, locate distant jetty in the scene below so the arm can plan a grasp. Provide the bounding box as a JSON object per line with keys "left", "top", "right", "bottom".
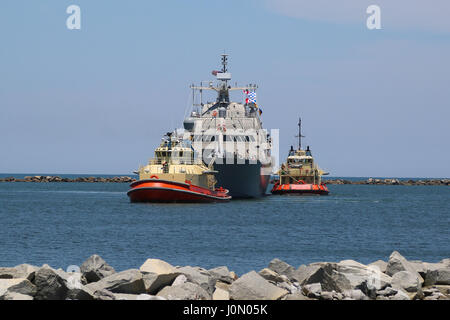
{"left": 0, "top": 251, "right": 449, "bottom": 300}
{"left": 0, "top": 176, "right": 448, "bottom": 186}
{"left": 0, "top": 176, "right": 136, "bottom": 183}
{"left": 323, "top": 178, "right": 449, "bottom": 186}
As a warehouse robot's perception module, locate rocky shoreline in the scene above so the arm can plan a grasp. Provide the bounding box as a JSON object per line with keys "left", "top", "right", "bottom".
{"left": 1, "top": 251, "right": 449, "bottom": 300}
{"left": 0, "top": 176, "right": 136, "bottom": 183}
{"left": 324, "top": 178, "right": 449, "bottom": 186}
{"left": 0, "top": 175, "right": 449, "bottom": 186}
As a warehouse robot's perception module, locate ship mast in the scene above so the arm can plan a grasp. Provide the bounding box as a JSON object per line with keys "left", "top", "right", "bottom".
{"left": 296, "top": 117, "right": 305, "bottom": 150}
{"left": 217, "top": 54, "right": 230, "bottom": 105}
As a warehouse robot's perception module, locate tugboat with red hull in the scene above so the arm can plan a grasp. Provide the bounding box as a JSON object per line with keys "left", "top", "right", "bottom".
{"left": 128, "top": 133, "right": 231, "bottom": 203}
{"left": 271, "top": 118, "right": 330, "bottom": 196}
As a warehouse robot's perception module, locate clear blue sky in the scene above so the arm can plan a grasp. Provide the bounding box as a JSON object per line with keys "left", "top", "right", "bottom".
{"left": 1, "top": 0, "right": 449, "bottom": 177}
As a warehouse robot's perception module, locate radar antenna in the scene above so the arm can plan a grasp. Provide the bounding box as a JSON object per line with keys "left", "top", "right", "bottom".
{"left": 295, "top": 117, "right": 305, "bottom": 150}
{"left": 221, "top": 53, "right": 228, "bottom": 73}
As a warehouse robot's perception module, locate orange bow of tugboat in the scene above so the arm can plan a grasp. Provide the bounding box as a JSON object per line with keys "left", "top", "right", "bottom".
{"left": 128, "top": 133, "right": 231, "bottom": 203}
{"left": 271, "top": 181, "right": 329, "bottom": 196}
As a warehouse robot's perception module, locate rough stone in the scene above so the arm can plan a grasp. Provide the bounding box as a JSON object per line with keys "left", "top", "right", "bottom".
{"left": 156, "top": 282, "right": 210, "bottom": 300}
{"left": 335, "top": 260, "right": 392, "bottom": 293}
{"left": 390, "top": 289, "right": 411, "bottom": 300}
{"left": 80, "top": 254, "right": 115, "bottom": 283}
{"left": 343, "top": 289, "right": 368, "bottom": 300}
{"left": 376, "top": 286, "right": 398, "bottom": 297}
{"left": 176, "top": 266, "right": 215, "bottom": 294}
{"left": 291, "top": 264, "right": 321, "bottom": 285}
{"left": 0, "top": 264, "right": 38, "bottom": 282}
{"left": 140, "top": 258, "right": 177, "bottom": 274}
{"left": 368, "top": 260, "right": 388, "bottom": 274}
{"left": 386, "top": 251, "right": 422, "bottom": 279}
{"left": 82, "top": 283, "right": 116, "bottom": 300}
{"left": 301, "top": 261, "right": 391, "bottom": 296}
{"left": 392, "top": 271, "right": 421, "bottom": 293}
{"left": 268, "top": 259, "right": 295, "bottom": 280}
{"left": 86, "top": 269, "right": 146, "bottom": 294}
{"left": 0, "top": 278, "right": 37, "bottom": 298}
{"left": 320, "top": 291, "right": 335, "bottom": 300}
{"left": 302, "top": 283, "right": 322, "bottom": 298}
{"left": 34, "top": 266, "right": 69, "bottom": 300}
{"left": 258, "top": 268, "right": 284, "bottom": 283}
{"left": 171, "top": 274, "right": 188, "bottom": 286}
{"left": 229, "top": 271, "right": 288, "bottom": 300}
{"left": 208, "top": 266, "right": 233, "bottom": 284}
{"left": 212, "top": 287, "right": 230, "bottom": 300}
{"left": 424, "top": 267, "right": 450, "bottom": 286}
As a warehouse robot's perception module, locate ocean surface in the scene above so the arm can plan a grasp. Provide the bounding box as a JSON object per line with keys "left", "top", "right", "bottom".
{"left": 0, "top": 174, "right": 449, "bottom": 275}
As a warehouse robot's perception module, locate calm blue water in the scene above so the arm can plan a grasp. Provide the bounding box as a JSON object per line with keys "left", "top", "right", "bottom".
{"left": 0, "top": 175, "right": 449, "bottom": 275}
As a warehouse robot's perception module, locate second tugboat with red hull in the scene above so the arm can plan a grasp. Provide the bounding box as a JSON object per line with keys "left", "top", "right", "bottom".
{"left": 271, "top": 118, "right": 330, "bottom": 196}
{"left": 128, "top": 133, "right": 231, "bottom": 203}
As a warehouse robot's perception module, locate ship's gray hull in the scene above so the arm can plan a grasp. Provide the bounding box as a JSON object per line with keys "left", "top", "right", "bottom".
{"left": 213, "top": 161, "right": 271, "bottom": 198}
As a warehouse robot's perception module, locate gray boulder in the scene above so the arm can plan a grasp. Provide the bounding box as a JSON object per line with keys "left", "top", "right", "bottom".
{"left": 156, "top": 282, "right": 210, "bottom": 300}
{"left": 212, "top": 286, "right": 230, "bottom": 300}
{"left": 268, "top": 258, "right": 296, "bottom": 280}
{"left": 80, "top": 254, "right": 115, "bottom": 283}
{"left": 343, "top": 289, "right": 369, "bottom": 300}
{"left": 171, "top": 274, "right": 188, "bottom": 286}
{"left": 424, "top": 267, "right": 450, "bottom": 286}
{"left": 139, "top": 259, "right": 180, "bottom": 294}
{"left": 386, "top": 251, "right": 422, "bottom": 278}
{"left": 291, "top": 264, "right": 321, "bottom": 285}
{"left": 0, "top": 264, "right": 38, "bottom": 281}
{"left": 34, "top": 266, "right": 69, "bottom": 300}
{"left": 392, "top": 271, "right": 421, "bottom": 293}
{"left": 82, "top": 283, "right": 116, "bottom": 300}
{"left": 258, "top": 268, "right": 285, "bottom": 283}
{"left": 302, "top": 283, "right": 322, "bottom": 299}
{"left": 208, "top": 266, "right": 234, "bottom": 284}
{"left": 0, "top": 267, "right": 19, "bottom": 279}
{"left": 301, "top": 260, "right": 391, "bottom": 295}
{"left": 229, "top": 271, "right": 288, "bottom": 300}
{"left": 376, "top": 286, "right": 398, "bottom": 297}
{"left": 0, "top": 278, "right": 37, "bottom": 298}
{"left": 368, "top": 260, "right": 388, "bottom": 274}
{"left": 335, "top": 260, "right": 392, "bottom": 293}
{"left": 176, "top": 266, "right": 215, "bottom": 295}
{"left": 54, "top": 269, "right": 93, "bottom": 300}
{"left": 85, "top": 269, "right": 146, "bottom": 294}
{"left": 409, "top": 260, "right": 447, "bottom": 278}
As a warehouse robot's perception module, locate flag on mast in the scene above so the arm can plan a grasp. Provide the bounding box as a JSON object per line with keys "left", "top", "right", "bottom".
{"left": 244, "top": 89, "right": 263, "bottom": 115}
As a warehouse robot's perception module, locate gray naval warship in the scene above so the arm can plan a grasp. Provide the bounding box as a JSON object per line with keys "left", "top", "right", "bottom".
{"left": 182, "top": 54, "right": 274, "bottom": 198}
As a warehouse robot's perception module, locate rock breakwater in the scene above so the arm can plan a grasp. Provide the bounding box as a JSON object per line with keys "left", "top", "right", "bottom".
{"left": 0, "top": 176, "right": 136, "bottom": 183}
{"left": 1, "top": 176, "right": 448, "bottom": 186}
{"left": 1, "top": 252, "right": 449, "bottom": 300}
{"left": 324, "top": 178, "right": 449, "bottom": 186}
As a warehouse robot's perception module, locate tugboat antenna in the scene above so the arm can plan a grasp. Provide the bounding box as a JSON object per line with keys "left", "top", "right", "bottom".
{"left": 295, "top": 117, "right": 305, "bottom": 150}
{"left": 221, "top": 53, "right": 228, "bottom": 73}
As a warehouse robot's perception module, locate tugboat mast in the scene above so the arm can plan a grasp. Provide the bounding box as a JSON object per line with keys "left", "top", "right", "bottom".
{"left": 296, "top": 117, "right": 305, "bottom": 150}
